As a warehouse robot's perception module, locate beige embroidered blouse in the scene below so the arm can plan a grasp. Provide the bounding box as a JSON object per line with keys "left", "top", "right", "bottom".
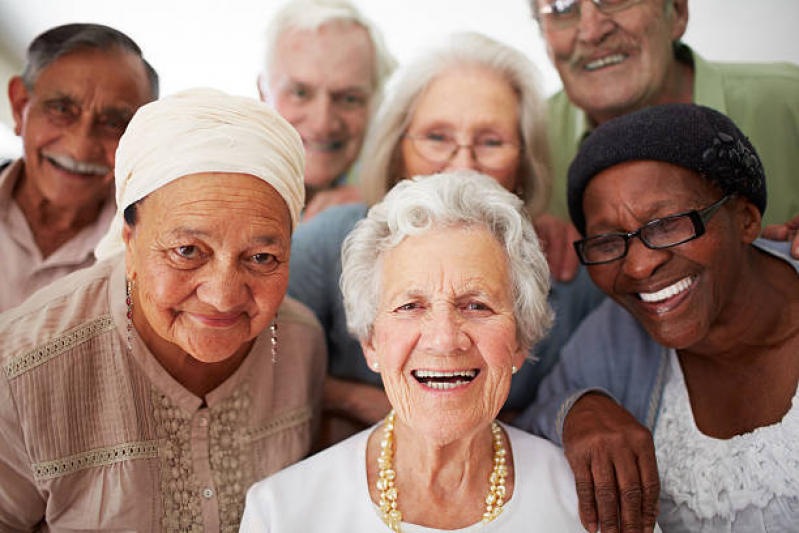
{"left": 0, "top": 256, "right": 326, "bottom": 532}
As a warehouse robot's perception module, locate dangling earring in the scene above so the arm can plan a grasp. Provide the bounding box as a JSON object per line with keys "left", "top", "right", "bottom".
{"left": 511, "top": 365, "right": 518, "bottom": 375}
{"left": 270, "top": 315, "right": 278, "bottom": 364}
{"left": 371, "top": 361, "right": 379, "bottom": 372}
{"left": 126, "top": 279, "right": 134, "bottom": 351}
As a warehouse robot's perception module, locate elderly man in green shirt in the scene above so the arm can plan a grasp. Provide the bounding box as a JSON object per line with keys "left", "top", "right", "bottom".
{"left": 535, "top": 0, "right": 799, "bottom": 241}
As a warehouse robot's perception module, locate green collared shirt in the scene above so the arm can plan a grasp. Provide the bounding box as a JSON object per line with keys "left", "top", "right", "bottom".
{"left": 547, "top": 43, "right": 799, "bottom": 227}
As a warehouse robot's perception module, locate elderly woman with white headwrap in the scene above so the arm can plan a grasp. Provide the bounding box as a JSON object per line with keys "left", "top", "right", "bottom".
{"left": 0, "top": 89, "right": 325, "bottom": 532}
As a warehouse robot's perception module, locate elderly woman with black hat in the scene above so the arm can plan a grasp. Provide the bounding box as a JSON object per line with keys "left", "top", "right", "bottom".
{"left": 0, "top": 89, "right": 325, "bottom": 531}
{"left": 523, "top": 103, "right": 799, "bottom": 532}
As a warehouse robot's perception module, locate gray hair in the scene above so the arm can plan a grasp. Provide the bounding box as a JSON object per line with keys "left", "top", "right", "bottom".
{"left": 22, "top": 23, "right": 159, "bottom": 99}
{"left": 341, "top": 170, "right": 553, "bottom": 352}
{"left": 358, "top": 31, "right": 552, "bottom": 218}
{"left": 261, "top": 0, "right": 397, "bottom": 108}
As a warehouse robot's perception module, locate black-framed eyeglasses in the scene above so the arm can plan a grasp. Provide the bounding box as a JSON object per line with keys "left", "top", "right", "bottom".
{"left": 574, "top": 195, "right": 732, "bottom": 265}
{"left": 403, "top": 134, "right": 521, "bottom": 170}
{"left": 537, "top": 0, "right": 644, "bottom": 29}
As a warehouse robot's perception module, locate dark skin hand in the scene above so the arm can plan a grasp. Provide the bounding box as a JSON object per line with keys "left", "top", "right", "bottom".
{"left": 562, "top": 393, "right": 660, "bottom": 533}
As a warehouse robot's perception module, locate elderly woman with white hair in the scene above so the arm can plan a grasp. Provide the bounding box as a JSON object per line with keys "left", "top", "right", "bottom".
{"left": 287, "top": 31, "right": 604, "bottom": 445}
{"left": 0, "top": 89, "right": 325, "bottom": 532}
{"left": 241, "top": 171, "right": 585, "bottom": 531}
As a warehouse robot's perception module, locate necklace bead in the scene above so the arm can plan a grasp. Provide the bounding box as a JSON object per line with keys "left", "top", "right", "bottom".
{"left": 376, "top": 410, "right": 508, "bottom": 532}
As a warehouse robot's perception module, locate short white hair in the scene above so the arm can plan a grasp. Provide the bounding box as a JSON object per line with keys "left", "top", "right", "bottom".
{"left": 260, "top": 0, "right": 397, "bottom": 106}
{"left": 341, "top": 171, "right": 553, "bottom": 351}
{"left": 358, "top": 31, "right": 551, "bottom": 218}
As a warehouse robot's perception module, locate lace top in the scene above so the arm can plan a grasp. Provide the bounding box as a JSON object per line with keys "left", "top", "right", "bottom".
{"left": 654, "top": 350, "right": 799, "bottom": 532}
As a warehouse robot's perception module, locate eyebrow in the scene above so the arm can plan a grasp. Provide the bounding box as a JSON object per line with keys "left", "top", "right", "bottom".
{"left": 166, "top": 228, "right": 285, "bottom": 246}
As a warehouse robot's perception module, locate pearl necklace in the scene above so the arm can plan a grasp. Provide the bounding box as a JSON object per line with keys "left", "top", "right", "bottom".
{"left": 376, "top": 410, "right": 508, "bottom": 532}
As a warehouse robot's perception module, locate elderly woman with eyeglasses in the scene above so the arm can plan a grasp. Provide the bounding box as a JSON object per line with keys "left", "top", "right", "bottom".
{"left": 523, "top": 104, "right": 799, "bottom": 532}
{"left": 240, "top": 171, "right": 589, "bottom": 531}
{"left": 0, "top": 89, "right": 325, "bottom": 531}
{"left": 288, "top": 31, "right": 605, "bottom": 447}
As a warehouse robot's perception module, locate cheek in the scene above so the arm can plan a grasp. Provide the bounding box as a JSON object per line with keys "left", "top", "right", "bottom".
{"left": 341, "top": 110, "right": 369, "bottom": 139}
{"left": 251, "top": 274, "right": 290, "bottom": 321}
{"left": 273, "top": 97, "right": 304, "bottom": 125}
{"left": 139, "top": 267, "right": 196, "bottom": 315}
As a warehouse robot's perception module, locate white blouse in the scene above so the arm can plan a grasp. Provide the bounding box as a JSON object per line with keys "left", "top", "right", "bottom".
{"left": 655, "top": 350, "right": 799, "bottom": 532}
{"left": 240, "top": 423, "right": 585, "bottom": 532}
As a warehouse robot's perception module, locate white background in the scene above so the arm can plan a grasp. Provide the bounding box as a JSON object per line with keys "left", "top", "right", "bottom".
{"left": 1, "top": 0, "right": 798, "bottom": 157}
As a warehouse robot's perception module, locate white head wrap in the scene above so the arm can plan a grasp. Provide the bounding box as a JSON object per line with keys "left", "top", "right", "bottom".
{"left": 95, "top": 87, "right": 305, "bottom": 260}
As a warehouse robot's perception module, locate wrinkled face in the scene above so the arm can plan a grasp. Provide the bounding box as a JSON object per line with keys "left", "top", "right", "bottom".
{"left": 538, "top": 0, "right": 688, "bottom": 124}
{"left": 267, "top": 22, "right": 375, "bottom": 189}
{"left": 123, "top": 173, "right": 292, "bottom": 364}
{"left": 583, "top": 160, "right": 745, "bottom": 349}
{"left": 11, "top": 47, "right": 152, "bottom": 209}
{"left": 362, "top": 225, "right": 525, "bottom": 444}
{"left": 400, "top": 67, "right": 522, "bottom": 192}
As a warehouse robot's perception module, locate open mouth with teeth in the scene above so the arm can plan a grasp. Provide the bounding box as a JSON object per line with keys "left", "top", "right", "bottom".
{"left": 584, "top": 53, "right": 628, "bottom": 71}
{"left": 44, "top": 154, "right": 108, "bottom": 176}
{"left": 412, "top": 369, "right": 479, "bottom": 391}
{"left": 304, "top": 139, "right": 346, "bottom": 153}
{"left": 638, "top": 276, "right": 694, "bottom": 304}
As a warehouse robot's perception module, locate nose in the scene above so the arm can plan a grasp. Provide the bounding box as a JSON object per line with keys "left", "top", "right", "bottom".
{"left": 306, "top": 94, "right": 341, "bottom": 136}
{"left": 62, "top": 115, "right": 104, "bottom": 163}
{"left": 620, "top": 237, "right": 670, "bottom": 280}
{"left": 195, "top": 259, "right": 250, "bottom": 313}
{"left": 419, "top": 306, "right": 471, "bottom": 355}
{"left": 444, "top": 145, "right": 480, "bottom": 173}
{"left": 577, "top": 0, "right": 615, "bottom": 44}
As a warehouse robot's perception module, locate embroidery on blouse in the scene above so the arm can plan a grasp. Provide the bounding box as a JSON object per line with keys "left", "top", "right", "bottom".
{"left": 32, "top": 440, "right": 158, "bottom": 481}
{"left": 247, "top": 406, "right": 312, "bottom": 443}
{"left": 4, "top": 315, "right": 115, "bottom": 379}
{"left": 152, "top": 389, "right": 204, "bottom": 533}
{"left": 655, "top": 351, "right": 799, "bottom": 521}
{"left": 209, "top": 385, "right": 251, "bottom": 533}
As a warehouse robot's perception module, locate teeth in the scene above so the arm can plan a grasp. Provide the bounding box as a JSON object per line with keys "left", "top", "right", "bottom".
{"left": 639, "top": 276, "right": 693, "bottom": 303}
{"left": 304, "top": 140, "right": 345, "bottom": 152}
{"left": 424, "top": 380, "right": 472, "bottom": 390}
{"left": 46, "top": 153, "right": 109, "bottom": 175}
{"left": 585, "top": 53, "right": 626, "bottom": 71}
{"left": 414, "top": 370, "right": 476, "bottom": 379}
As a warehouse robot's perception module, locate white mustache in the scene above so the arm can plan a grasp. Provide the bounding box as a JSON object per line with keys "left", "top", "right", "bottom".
{"left": 45, "top": 153, "right": 110, "bottom": 176}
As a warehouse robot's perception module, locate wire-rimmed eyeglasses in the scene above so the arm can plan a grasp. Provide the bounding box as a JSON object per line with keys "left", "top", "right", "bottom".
{"left": 574, "top": 195, "right": 732, "bottom": 265}
{"left": 403, "top": 134, "right": 521, "bottom": 170}
{"left": 537, "top": 0, "right": 644, "bottom": 29}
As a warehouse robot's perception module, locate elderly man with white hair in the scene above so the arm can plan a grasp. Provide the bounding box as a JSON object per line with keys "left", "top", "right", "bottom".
{"left": 0, "top": 88, "right": 325, "bottom": 532}
{"left": 258, "top": 0, "right": 397, "bottom": 220}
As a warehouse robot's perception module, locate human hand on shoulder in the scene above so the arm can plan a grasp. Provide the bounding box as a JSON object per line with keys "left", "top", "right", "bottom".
{"left": 303, "top": 185, "right": 363, "bottom": 222}
{"left": 563, "top": 393, "right": 659, "bottom": 533}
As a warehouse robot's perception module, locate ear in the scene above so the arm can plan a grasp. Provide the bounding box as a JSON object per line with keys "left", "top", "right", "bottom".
{"left": 256, "top": 74, "right": 270, "bottom": 104}
{"left": 122, "top": 222, "right": 137, "bottom": 280}
{"left": 669, "top": 0, "right": 689, "bottom": 42}
{"left": 360, "top": 335, "right": 380, "bottom": 373}
{"left": 512, "top": 345, "right": 528, "bottom": 374}
{"left": 735, "top": 198, "right": 762, "bottom": 245}
{"left": 8, "top": 77, "right": 30, "bottom": 136}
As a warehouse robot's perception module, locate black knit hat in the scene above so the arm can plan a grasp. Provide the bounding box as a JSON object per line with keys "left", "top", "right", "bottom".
{"left": 567, "top": 103, "right": 767, "bottom": 235}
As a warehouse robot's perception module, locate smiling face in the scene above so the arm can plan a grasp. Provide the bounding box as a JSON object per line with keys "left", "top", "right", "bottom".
{"left": 400, "top": 67, "right": 522, "bottom": 192}
{"left": 362, "top": 225, "right": 525, "bottom": 444}
{"left": 582, "top": 160, "right": 753, "bottom": 350}
{"left": 538, "top": 0, "right": 689, "bottom": 125}
{"left": 10, "top": 47, "right": 153, "bottom": 210}
{"left": 266, "top": 21, "right": 375, "bottom": 189}
{"left": 123, "top": 173, "right": 292, "bottom": 364}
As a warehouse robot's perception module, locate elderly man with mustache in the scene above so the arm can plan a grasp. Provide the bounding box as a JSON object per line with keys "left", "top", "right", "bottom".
{"left": 1, "top": 23, "right": 157, "bottom": 312}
